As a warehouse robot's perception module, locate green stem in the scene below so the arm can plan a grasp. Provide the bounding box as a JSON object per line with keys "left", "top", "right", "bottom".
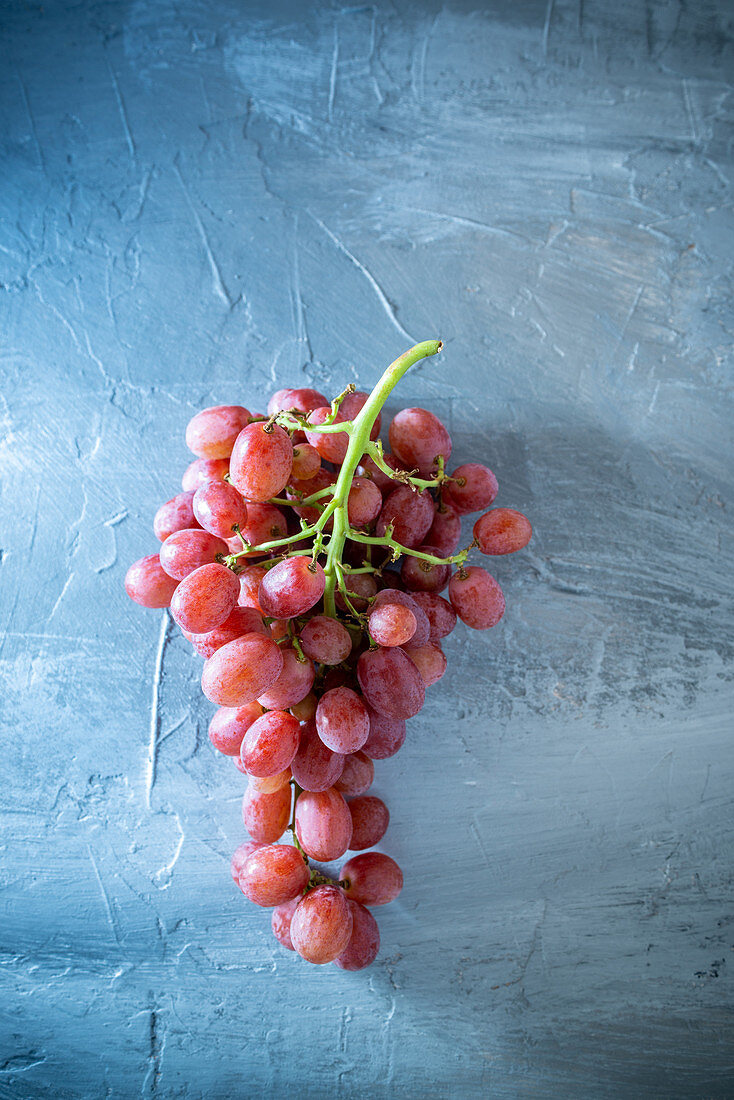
{"left": 321, "top": 340, "right": 442, "bottom": 616}
{"left": 347, "top": 528, "right": 469, "bottom": 567}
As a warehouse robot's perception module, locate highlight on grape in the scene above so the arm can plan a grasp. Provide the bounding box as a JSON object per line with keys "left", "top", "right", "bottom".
{"left": 125, "top": 340, "right": 532, "bottom": 970}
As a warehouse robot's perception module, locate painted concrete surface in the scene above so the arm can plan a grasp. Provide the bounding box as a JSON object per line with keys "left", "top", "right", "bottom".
{"left": 1, "top": 0, "right": 732, "bottom": 1095}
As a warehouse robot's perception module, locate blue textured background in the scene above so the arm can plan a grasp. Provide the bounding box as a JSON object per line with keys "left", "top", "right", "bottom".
{"left": 1, "top": 1, "right": 733, "bottom": 1096}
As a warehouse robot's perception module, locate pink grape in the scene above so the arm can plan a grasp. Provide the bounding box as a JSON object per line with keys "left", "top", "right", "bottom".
{"left": 372, "top": 589, "right": 430, "bottom": 647}
{"left": 376, "top": 486, "right": 434, "bottom": 548}
{"left": 170, "top": 562, "right": 239, "bottom": 634}
{"left": 400, "top": 546, "right": 451, "bottom": 594}
{"left": 181, "top": 457, "right": 229, "bottom": 492}
{"left": 339, "top": 390, "right": 381, "bottom": 439}
{"left": 208, "top": 701, "right": 263, "bottom": 756}
{"left": 153, "top": 491, "right": 199, "bottom": 542}
{"left": 357, "top": 647, "right": 426, "bottom": 720}
{"left": 125, "top": 554, "right": 178, "bottom": 608}
{"left": 334, "top": 752, "right": 374, "bottom": 796}
{"left": 229, "top": 423, "right": 293, "bottom": 502}
{"left": 238, "top": 565, "right": 268, "bottom": 610}
{"left": 403, "top": 642, "right": 447, "bottom": 686}
{"left": 299, "top": 615, "right": 352, "bottom": 665}
{"left": 241, "top": 783, "right": 291, "bottom": 843}
{"left": 347, "top": 477, "right": 383, "bottom": 527}
{"left": 443, "top": 463, "right": 498, "bottom": 515}
{"left": 426, "top": 504, "right": 461, "bottom": 556}
{"left": 389, "top": 407, "right": 452, "bottom": 476}
{"left": 473, "top": 508, "right": 532, "bottom": 555}
{"left": 234, "top": 504, "right": 288, "bottom": 557}
{"left": 448, "top": 566, "right": 505, "bottom": 629}
{"left": 202, "top": 633, "right": 284, "bottom": 706}
{"left": 348, "top": 796, "right": 389, "bottom": 851}
{"left": 185, "top": 405, "right": 252, "bottom": 459}
{"left": 361, "top": 704, "right": 406, "bottom": 760}
{"left": 295, "top": 788, "right": 353, "bottom": 861}
{"left": 290, "top": 885, "right": 353, "bottom": 965}
{"left": 271, "top": 896, "right": 300, "bottom": 950}
{"left": 193, "top": 481, "right": 248, "bottom": 539}
{"left": 368, "top": 603, "right": 417, "bottom": 647}
{"left": 334, "top": 900, "right": 380, "bottom": 970}
{"left": 240, "top": 710, "right": 301, "bottom": 777}
{"left": 290, "top": 693, "right": 317, "bottom": 722}
{"left": 267, "top": 387, "right": 328, "bottom": 417}
{"left": 187, "top": 605, "right": 267, "bottom": 658}
{"left": 291, "top": 443, "right": 321, "bottom": 481}
{"left": 257, "top": 647, "right": 315, "bottom": 710}
{"left": 231, "top": 840, "right": 264, "bottom": 886}
{"left": 159, "top": 528, "right": 228, "bottom": 581}
{"left": 258, "top": 558, "right": 325, "bottom": 619}
{"left": 304, "top": 407, "right": 349, "bottom": 464}
{"left": 410, "top": 591, "right": 457, "bottom": 641}
{"left": 335, "top": 572, "right": 377, "bottom": 612}
{"left": 315, "top": 687, "right": 370, "bottom": 754}
{"left": 341, "top": 852, "right": 403, "bottom": 906}
{"left": 290, "top": 721, "right": 344, "bottom": 793}
{"left": 248, "top": 768, "right": 292, "bottom": 794}
{"left": 240, "top": 844, "right": 309, "bottom": 907}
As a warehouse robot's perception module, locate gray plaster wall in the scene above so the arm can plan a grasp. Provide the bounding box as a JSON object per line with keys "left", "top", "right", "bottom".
{"left": 1, "top": 0, "right": 732, "bottom": 1096}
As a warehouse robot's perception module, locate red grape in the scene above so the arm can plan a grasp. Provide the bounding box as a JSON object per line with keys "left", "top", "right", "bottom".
{"left": 208, "top": 701, "right": 263, "bottom": 756}
{"left": 372, "top": 589, "right": 430, "bottom": 647}
{"left": 170, "top": 562, "right": 239, "bottom": 634}
{"left": 267, "top": 387, "right": 328, "bottom": 417}
{"left": 291, "top": 443, "right": 321, "bottom": 481}
{"left": 315, "top": 687, "right": 370, "bottom": 754}
{"left": 358, "top": 452, "right": 406, "bottom": 495}
{"left": 290, "top": 692, "right": 317, "bottom": 722}
{"left": 348, "top": 796, "right": 389, "bottom": 851}
{"left": 347, "top": 477, "right": 383, "bottom": 527}
{"left": 272, "top": 896, "right": 300, "bottom": 950}
{"left": 299, "top": 615, "right": 352, "bottom": 665}
{"left": 295, "top": 788, "right": 353, "bottom": 861}
{"left": 231, "top": 840, "right": 264, "bottom": 886}
{"left": 334, "top": 751, "right": 374, "bottom": 796}
{"left": 240, "top": 710, "right": 301, "bottom": 778}
{"left": 334, "top": 900, "right": 380, "bottom": 970}
{"left": 410, "top": 591, "right": 457, "bottom": 641}
{"left": 193, "top": 481, "right": 248, "bottom": 540}
{"left": 238, "top": 565, "right": 268, "bottom": 610}
{"left": 288, "top": 468, "right": 335, "bottom": 523}
{"left": 257, "top": 647, "right": 315, "bottom": 710}
{"left": 361, "top": 704, "right": 406, "bottom": 760}
{"left": 335, "top": 572, "right": 377, "bottom": 612}
{"left": 426, "top": 504, "right": 461, "bottom": 556}
{"left": 448, "top": 566, "right": 505, "bottom": 629}
{"left": 389, "top": 408, "right": 452, "bottom": 476}
{"left": 239, "top": 843, "right": 309, "bottom": 907}
{"left": 290, "top": 721, "right": 344, "bottom": 793}
{"left": 403, "top": 642, "right": 447, "bottom": 686}
{"left": 125, "top": 554, "right": 178, "bottom": 608}
{"left": 341, "top": 852, "right": 403, "bottom": 906}
{"left": 357, "top": 647, "right": 425, "bottom": 720}
{"left": 159, "top": 528, "right": 228, "bottom": 581}
{"left": 368, "top": 603, "right": 417, "bottom": 647}
{"left": 290, "top": 885, "right": 353, "bottom": 964}
{"left": 443, "top": 463, "right": 498, "bottom": 515}
{"left": 187, "top": 605, "right": 267, "bottom": 658}
{"left": 304, "top": 407, "right": 349, "bottom": 464}
{"left": 248, "top": 768, "right": 292, "bottom": 794}
{"left": 400, "top": 546, "right": 450, "bottom": 593}
{"left": 181, "top": 457, "right": 229, "bottom": 492}
{"left": 339, "top": 390, "right": 380, "bottom": 439}
{"left": 376, "top": 486, "right": 434, "bottom": 549}
{"left": 153, "top": 491, "right": 199, "bottom": 542}
{"left": 234, "top": 504, "right": 288, "bottom": 556}
{"left": 473, "top": 508, "right": 532, "bottom": 555}
{"left": 202, "top": 633, "right": 284, "bottom": 706}
{"left": 241, "top": 782, "right": 291, "bottom": 843}
{"left": 186, "top": 405, "right": 252, "bottom": 459}
{"left": 230, "top": 423, "right": 293, "bottom": 502}
{"left": 258, "top": 558, "right": 325, "bottom": 619}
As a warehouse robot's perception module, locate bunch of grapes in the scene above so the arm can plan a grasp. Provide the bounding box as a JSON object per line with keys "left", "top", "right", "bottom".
{"left": 125, "top": 340, "right": 532, "bottom": 970}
